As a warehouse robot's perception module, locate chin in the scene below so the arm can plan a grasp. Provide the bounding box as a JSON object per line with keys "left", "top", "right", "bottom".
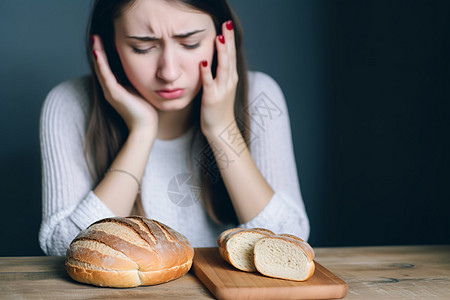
{"left": 153, "top": 98, "right": 193, "bottom": 112}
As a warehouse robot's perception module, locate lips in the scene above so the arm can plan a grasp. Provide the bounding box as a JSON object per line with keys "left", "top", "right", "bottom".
{"left": 156, "top": 88, "right": 185, "bottom": 99}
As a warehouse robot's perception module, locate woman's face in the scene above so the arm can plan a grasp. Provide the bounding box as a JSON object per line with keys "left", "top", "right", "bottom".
{"left": 114, "top": 0, "right": 217, "bottom": 111}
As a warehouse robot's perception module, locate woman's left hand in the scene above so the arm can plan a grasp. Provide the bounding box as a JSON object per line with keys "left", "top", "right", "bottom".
{"left": 200, "top": 20, "right": 238, "bottom": 138}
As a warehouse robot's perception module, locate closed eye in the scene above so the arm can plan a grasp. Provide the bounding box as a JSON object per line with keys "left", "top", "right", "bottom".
{"left": 183, "top": 43, "right": 200, "bottom": 49}
{"left": 132, "top": 47, "right": 154, "bottom": 54}
{"left": 132, "top": 43, "right": 200, "bottom": 54}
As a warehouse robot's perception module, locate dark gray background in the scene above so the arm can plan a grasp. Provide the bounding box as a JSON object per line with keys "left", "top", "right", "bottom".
{"left": 1, "top": 0, "right": 449, "bottom": 256}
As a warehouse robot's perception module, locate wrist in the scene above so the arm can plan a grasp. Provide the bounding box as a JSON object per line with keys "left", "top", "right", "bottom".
{"left": 202, "top": 118, "right": 237, "bottom": 140}
{"left": 128, "top": 126, "right": 157, "bottom": 144}
{"left": 203, "top": 119, "right": 247, "bottom": 153}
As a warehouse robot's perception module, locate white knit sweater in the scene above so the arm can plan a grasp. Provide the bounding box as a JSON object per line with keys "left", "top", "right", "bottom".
{"left": 39, "top": 71, "right": 310, "bottom": 256}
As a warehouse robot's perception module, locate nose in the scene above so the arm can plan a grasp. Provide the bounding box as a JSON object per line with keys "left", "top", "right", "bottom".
{"left": 156, "top": 45, "right": 181, "bottom": 83}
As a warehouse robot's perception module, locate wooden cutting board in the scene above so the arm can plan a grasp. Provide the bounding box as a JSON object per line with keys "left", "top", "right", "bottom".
{"left": 192, "top": 247, "right": 348, "bottom": 300}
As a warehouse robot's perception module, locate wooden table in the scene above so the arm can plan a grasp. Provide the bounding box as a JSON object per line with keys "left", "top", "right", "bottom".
{"left": 1, "top": 245, "right": 449, "bottom": 299}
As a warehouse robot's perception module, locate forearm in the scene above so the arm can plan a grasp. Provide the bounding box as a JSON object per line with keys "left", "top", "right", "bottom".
{"left": 205, "top": 121, "right": 274, "bottom": 224}
{"left": 94, "top": 129, "right": 154, "bottom": 216}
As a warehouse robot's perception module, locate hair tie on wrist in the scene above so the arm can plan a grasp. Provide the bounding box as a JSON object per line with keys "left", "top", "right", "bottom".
{"left": 106, "top": 168, "right": 141, "bottom": 193}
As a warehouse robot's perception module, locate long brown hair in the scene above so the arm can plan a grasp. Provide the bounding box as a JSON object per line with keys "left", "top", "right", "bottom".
{"left": 84, "top": 0, "right": 249, "bottom": 225}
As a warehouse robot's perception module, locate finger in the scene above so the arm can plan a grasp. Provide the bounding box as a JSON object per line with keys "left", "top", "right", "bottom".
{"left": 91, "top": 35, "right": 121, "bottom": 99}
{"left": 215, "top": 33, "right": 229, "bottom": 85}
{"left": 223, "top": 20, "right": 237, "bottom": 66}
{"left": 200, "top": 60, "right": 214, "bottom": 93}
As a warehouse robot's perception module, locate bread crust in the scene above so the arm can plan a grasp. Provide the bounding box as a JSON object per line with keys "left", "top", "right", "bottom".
{"left": 276, "top": 234, "right": 315, "bottom": 261}
{"left": 217, "top": 228, "right": 274, "bottom": 272}
{"left": 65, "top": 216, "right": 194, "bottom": 287}
{"left": 66, "top": 259, "right": 193, "bottom": 288}
{"left": 217, "top": 228, "right": 241, "bottom": 267}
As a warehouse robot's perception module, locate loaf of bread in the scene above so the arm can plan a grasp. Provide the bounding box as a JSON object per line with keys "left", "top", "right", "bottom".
{"left": 254, "top": 234, "right": 315, "bottom": 281}
{"left": 217, "top": 228, "right": 274, "bottom": 272}
{"left": 65, "top": 216, "right": 194, "bottom": 287}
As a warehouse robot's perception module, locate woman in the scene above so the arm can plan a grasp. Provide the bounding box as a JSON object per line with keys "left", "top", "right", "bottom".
{"left": 39, "top": 0, "right": 309, "bottom": 256}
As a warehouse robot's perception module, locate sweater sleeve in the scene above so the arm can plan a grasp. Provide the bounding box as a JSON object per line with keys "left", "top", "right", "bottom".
{"left": 238, "top": 71, "right": 310, "bottom": 241}
{"left": 39, "top": 78, "right": 115, "bottom": 256}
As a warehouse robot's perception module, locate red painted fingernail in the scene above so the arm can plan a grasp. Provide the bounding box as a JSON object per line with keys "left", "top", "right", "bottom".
{"left": 90, "top": 35, "right": 95, "bottom": 45}
{"left": 93, "top": 50, "right": 98, "bottom": 60}
{"left": 201, "top": 60, "right": 208, "bottom": 67}
{"left": 226, "top": 20, "right": 233, "bottom": 30}
{"left": 218, "top": 35, "right": 225, "bottom": 44}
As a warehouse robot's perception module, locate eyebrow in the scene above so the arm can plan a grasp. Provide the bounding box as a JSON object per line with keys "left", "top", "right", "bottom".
{"left": 126, "top": 29, "right": 206, "bottom": 41}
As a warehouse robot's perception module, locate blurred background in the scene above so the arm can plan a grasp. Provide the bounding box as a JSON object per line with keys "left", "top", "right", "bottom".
{"left": 0, "top": 0, "right": 449, "bottom": 256}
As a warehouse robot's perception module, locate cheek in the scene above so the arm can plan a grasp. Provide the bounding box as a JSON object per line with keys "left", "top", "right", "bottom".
{"left": 189, "top": 41, "right": 216, "bottom": 76}
{"left": 190, "top": 46, "right": 215, "bottom": 88}
{"left": 122, "top": 57, "right": 148, "bottom": 83}
{"left": 116, "top": 46, "right": 154, "bottom": 87}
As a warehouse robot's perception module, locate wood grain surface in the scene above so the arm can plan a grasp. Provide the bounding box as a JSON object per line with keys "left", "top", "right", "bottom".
{"left": 0, "top": 256, "right": 213, "bottom": 300}
{"left": 314, "top": 245, "right": 450, "bottom": 299}
{"left": 1, "top": 245, "right": 449, "bottom": 299}
{"left": 192, "top": 247, "right": 347, "bottom": 300}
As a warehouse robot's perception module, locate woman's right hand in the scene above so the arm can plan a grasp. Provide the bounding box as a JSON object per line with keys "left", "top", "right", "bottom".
{"left": 92, "top": 35, "right": 158, "bottom": 139}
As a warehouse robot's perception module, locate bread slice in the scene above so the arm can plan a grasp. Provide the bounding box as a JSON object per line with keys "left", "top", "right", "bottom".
{"left": 254, "top": 234, "right": 315, "bottom": 281}
{"left": 217, "top": 228, "right": 274, "bottom": 272}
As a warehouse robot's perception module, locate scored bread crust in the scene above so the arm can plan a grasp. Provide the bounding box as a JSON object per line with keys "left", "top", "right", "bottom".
{"left": 254, "top": 234, "right": 315, "bottom": 281}
{"left": 217, "top": 228, "right": 274, "bottom": 272}
{"left": 65, "top": 216, "right": 194, "bottom": 287}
